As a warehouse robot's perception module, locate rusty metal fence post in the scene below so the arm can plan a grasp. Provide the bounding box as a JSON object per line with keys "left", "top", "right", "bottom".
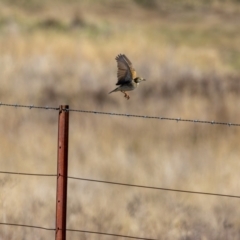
{"left": 56, "top": 105, "right": 69, "bottom": 240}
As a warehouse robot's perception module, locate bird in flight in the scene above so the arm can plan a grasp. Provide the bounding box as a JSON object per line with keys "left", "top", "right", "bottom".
{"left": 109, "top": 54, "right": 146, "bottom": 100}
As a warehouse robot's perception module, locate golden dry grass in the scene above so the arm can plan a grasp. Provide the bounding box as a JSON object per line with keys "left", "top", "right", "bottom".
{"left": 1, "top": 0, "right": 240, "bottom": 239}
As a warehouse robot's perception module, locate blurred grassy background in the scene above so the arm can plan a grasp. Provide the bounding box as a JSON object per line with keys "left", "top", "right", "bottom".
{"left": 1, "top": 0, "right": 240, "bottom": 239}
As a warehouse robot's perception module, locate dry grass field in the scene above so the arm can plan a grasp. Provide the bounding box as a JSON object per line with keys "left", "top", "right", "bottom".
{"left": 1, "top": 0, "right": 240, "bottom": 239}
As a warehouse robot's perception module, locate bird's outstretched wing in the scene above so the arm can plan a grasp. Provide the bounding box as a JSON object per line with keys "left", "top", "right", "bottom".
{"left": 115, "top": 54, "right": 137, "bottom": 85}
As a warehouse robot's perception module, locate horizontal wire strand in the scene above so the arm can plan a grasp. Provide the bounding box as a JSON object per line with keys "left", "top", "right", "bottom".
{"left": 1, "top": 170, "right": 239, "bottom": 199}
{"left": 68, "top": 108, "right": 239, "bottom": 127}
{"left": 68, "top": 176, "right": 240, "bottom": 199}
{"left": 0, "top": 102, "right": 239, "bottom": 127}
{"left": 66, "top": 228, "right": 157, "bottom": 240}
{"left": 0, "top": 171, "right": 56, "bottom": 177}
{"left": 0, "top": 222, "right": 156, "bottom": 240}
{"left": 0, "top": 222, "right": 55, "bottom": 231}
{"left": 0, "top": 102, "right": 59, "bottom": 111}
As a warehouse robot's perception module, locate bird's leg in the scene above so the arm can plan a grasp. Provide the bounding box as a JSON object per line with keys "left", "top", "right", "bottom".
{"left": 121, "top": 91, "right": 128, "bottom": 98}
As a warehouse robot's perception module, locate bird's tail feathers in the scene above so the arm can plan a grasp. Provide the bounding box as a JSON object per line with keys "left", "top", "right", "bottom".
{"left": 109, "top": 87, "right": 119, "bottom": 94}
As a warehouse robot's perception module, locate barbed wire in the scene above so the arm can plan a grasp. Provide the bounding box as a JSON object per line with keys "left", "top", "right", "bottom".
{"left": 0, "top": 222, "right": 157, "bottom": 240}
{"left": 0, "top": 102, "right": 239, "bottom": 127}
{"left": 0, "top": 102, "right": 59, "bottom": 111}
{"left": 0, "top": 170, "right": 56, "bottom": 177}
{"left": 68, "top": 109, "right": 239, "bottom": 126}
{"left": 68, "top": 175, "right": 240, "bottom": 199}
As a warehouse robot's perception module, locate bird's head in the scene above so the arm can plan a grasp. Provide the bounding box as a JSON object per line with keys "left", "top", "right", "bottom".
{"left": 134, "top": 77, "right": 146, "bottom": 83}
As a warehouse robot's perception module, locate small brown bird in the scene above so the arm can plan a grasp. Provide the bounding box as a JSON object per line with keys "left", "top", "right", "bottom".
{"left": 109, "top": 54, "right": 146, "bottom": 100}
